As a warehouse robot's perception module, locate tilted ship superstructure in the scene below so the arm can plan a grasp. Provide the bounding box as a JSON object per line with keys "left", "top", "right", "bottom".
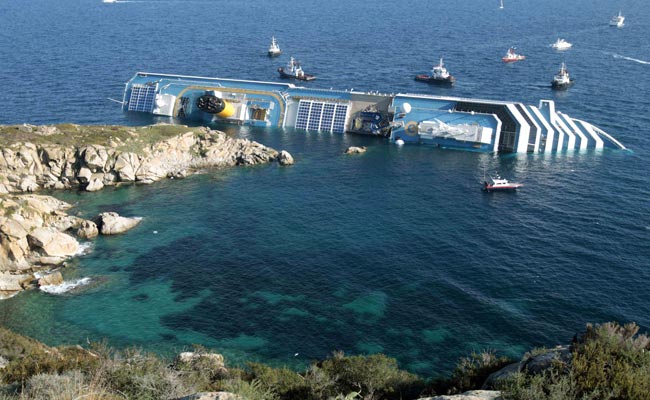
{"left": 123, "top": 72, "right": 625, "bottom": 153}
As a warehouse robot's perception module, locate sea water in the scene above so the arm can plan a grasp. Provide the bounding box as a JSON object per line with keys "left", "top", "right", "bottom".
{"left": 0, "top": 0, "right": 649, "bottom": 376}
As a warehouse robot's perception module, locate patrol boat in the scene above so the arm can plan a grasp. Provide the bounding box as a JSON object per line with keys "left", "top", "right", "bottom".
{"left": 268, "top": 37, "right": 281, "bottom": 57}
{"left": 277, "top": 57, "right": 316, "bottom": 81}
{"left": 551, "top": 62, "right": 574, "bottom": 89}
{"left": 551, "top": 38, "right": 572, "bottom": 51}
{"left": 122, "top": 72, "right": 626, "bottom": 153}
{"left": 415, "top": 58, "right": 456, "bottom": 86}
{"left": 483, "top": 175, "right": 523, "bottom": 192}
{"left": 502, "top": 48, "right": 526, "bottom": 63}
{"left": 609, "top": 11, "right": 625, "bottom": 27}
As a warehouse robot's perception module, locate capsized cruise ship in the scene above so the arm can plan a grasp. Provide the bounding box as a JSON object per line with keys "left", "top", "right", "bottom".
{"left": 123, "top": 72, "right": 625, "bottom": 153}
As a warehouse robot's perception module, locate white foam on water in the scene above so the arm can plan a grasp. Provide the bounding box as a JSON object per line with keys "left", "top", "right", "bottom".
{"left": 40, "top": 277, "right": 91, "bottom": 295}
{"left": 76, "top": 242, "right": 94, "bottom": 256}
{"left": 612, "top": 54, "right": 650, "bottom": 65}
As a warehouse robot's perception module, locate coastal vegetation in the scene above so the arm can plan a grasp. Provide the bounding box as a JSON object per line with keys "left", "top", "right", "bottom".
{"left": 0, "top": 322, "right": 649, "bottom": 399}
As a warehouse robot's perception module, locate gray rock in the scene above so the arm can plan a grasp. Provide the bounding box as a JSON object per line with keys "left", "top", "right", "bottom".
{"left": 38, "top": 271, "right": 64, "bottom": 287}
{"left": 19, "top": 176, "right": 39, "bottom": 192}
{"left": 85, "top": 174, "right": 105, "bottom": 192}
{"left": 417, "top": 390, "right": 503, "bottom": 400}
{"left": 278, "top": 150, "right": 294, "bottom": 166}
{"left": 95, "top": 212, "right": 141, "bottom": 235}
{"left": 77, "top": 220, "right": 99, "bottom": 239}
{"left": 77, "top": 167, "right": 92, "bottom": 184}
{"left": 27, "top": 228, "right": 80, "bottom": 257}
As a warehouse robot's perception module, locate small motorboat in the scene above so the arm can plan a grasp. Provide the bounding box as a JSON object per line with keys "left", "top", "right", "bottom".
{"left": 415, "top": 57, "right": 456, "bottom": 86}
{"left": 502, "top": 47, "right": 526, "bottom": 63}
{"left": 483, "top": 175, "right": 523, "bottom": 192}
{"left": 268, "top": 36, "right": 281, "bottom": 57}
{"left": 102, "top": 0, "right": 117, "bottom": 3}
{"left": 551, "top": 62, "right": 574, "bottom": 90}
{"left": 277, "top": 57, "right": 316, "bottom": 81}
{"left": 551, "top": 38, "right": 572, "bottom": 50}
{"left": 609, "top": 11, "right": 625, "bottom": 27}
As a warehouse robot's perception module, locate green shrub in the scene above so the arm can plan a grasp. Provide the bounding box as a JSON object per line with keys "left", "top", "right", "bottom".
{"left": 222, "top": 378, "right": 280, "bottom": 400}
{"left": 98, "top": 348, "right": 187, "bottom": 400}
{"left": 2, "top": 346, "right": 100, "bottom": 385}
{"left": 315, "top": 351, "right": 422, "bottom": 400}
{"left": 444, "top": 349, "right": 512, "bottom": 394}
{"left": 500, "top": 322, "right": 650, "bottom": 400}
{"left": 571, "top": 322, "right": 650, "bottom": 399}
{"left": 246, "top": 362, "right": 309, "bottom": 399}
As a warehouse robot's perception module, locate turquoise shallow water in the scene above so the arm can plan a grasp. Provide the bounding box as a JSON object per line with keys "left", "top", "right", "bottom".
{"left": 1, "top": 0, "right": 650, "bottom": 377}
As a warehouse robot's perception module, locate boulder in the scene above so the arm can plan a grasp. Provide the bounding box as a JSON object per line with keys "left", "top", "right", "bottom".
{"left": 77, "top": 220, "right": 99, "bottom": 239}
{"left": 19, "top": 176, "right": 39, "bottom": 192}
{"left": 38, "top": 271, "right": 64, "bottom": 287}
{"left": 345, "top": 146, "right": 367, "bottom": 154}
{"left": 85, "top": 174, "right": 105, "bottom": 192}
{"left": 0, "top": 273, "right": 33, "bottom": 299}
{"left": 278, "top": 150, "right": 294, "bottom": 166}
{"left": 417, "top": 390, "right": 503, "bottom": 400}
{"left": 95, "top": 212, "right": 141, "bottom": 235}
{"left": 27, "top": 228, "right": 79, "bottom": 257}
{"left": 77, "top": 167, "right": 92, "bottom": 184}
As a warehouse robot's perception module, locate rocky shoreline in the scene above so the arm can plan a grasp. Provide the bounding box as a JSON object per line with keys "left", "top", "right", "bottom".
{"left": 0, "top": 123, "right": 291, "bottom": 298}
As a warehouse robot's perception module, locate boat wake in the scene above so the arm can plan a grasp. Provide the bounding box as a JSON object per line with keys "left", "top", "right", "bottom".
{"left": 611, "top": 53, "right": 650, "bottom": 65}
{"left": 40, "top": 277, "right": 91, "bottom": 295}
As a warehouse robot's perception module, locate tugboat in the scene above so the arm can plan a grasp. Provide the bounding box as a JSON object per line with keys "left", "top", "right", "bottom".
{"left": 551, "top": 62, "right": 574, "bottom": 90}
{"left": 551, "top": 38, "right": 572, "bottom": 51}
{"left": 277, "top": 57, "right": 316, "bottom": 81}
{"left": 268, "top": 36, "right": 281, "bottom": 57}
{"left": 415, "top": 57, "right": 456, "bottom": 86}
{"left": 502, "top": 48, "right": 526, "bottom": 63}
{"left": 483, "top": 174, "right": 523, "bottom": 192}
{"left": 609, "top": 11, "right": 625, "bottom": 27}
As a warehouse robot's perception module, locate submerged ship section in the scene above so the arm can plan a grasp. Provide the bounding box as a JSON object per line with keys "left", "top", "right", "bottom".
{"left": 123, "top": 72, "right": 625, "bottom": 153}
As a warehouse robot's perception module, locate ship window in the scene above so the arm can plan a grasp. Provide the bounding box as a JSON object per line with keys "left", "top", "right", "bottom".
{"left": 295, "top": 100, "right": 348, "bottom": 133}
{"left": 127, "top": 84, "right": 157, "bottom": 113}
{"left": 250, "top": 107, "right": 267, "bottom": 121}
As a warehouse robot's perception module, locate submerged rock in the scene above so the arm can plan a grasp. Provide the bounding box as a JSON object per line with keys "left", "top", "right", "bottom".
{"left": 278, "top": 150, "right": 294, "bottom": 166}
{"left": 345, "top": 146, "right": 367, "bottom": 154}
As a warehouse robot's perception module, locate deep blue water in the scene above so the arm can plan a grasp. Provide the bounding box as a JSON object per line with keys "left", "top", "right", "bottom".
{"left": 1, "top": 0, "right": 650, "bottom": 377}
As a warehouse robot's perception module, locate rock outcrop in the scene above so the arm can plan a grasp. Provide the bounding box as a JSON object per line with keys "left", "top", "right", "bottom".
{"left": 94, "top": 212, "right": 141, "bottom": 235}
{"left": 0, "top": 124, "right": 282, "bottom": 194}
{"left": 417, "top": 391, "right": 503, "bottom": 400}
{"left": 0, "top": 194, "right": 141, "bottom": 299}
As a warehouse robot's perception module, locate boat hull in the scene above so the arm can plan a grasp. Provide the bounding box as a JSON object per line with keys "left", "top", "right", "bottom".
{"left": 551, "top": 79, "right": 574, "bottom": 90}
{"left": 277, "top": 68, "right": 316, "bottom": 81}
{"left": 414, "top": 74, "right": 455, "bottom": 86}
{"left": 482, "top": 182, "right": 523, "bottom": 192}
{"left": 502, "top": 57, "right": 525, "bottom": 63}
{"left": 268, "top": 51, "right": 281, "bottom": 57}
